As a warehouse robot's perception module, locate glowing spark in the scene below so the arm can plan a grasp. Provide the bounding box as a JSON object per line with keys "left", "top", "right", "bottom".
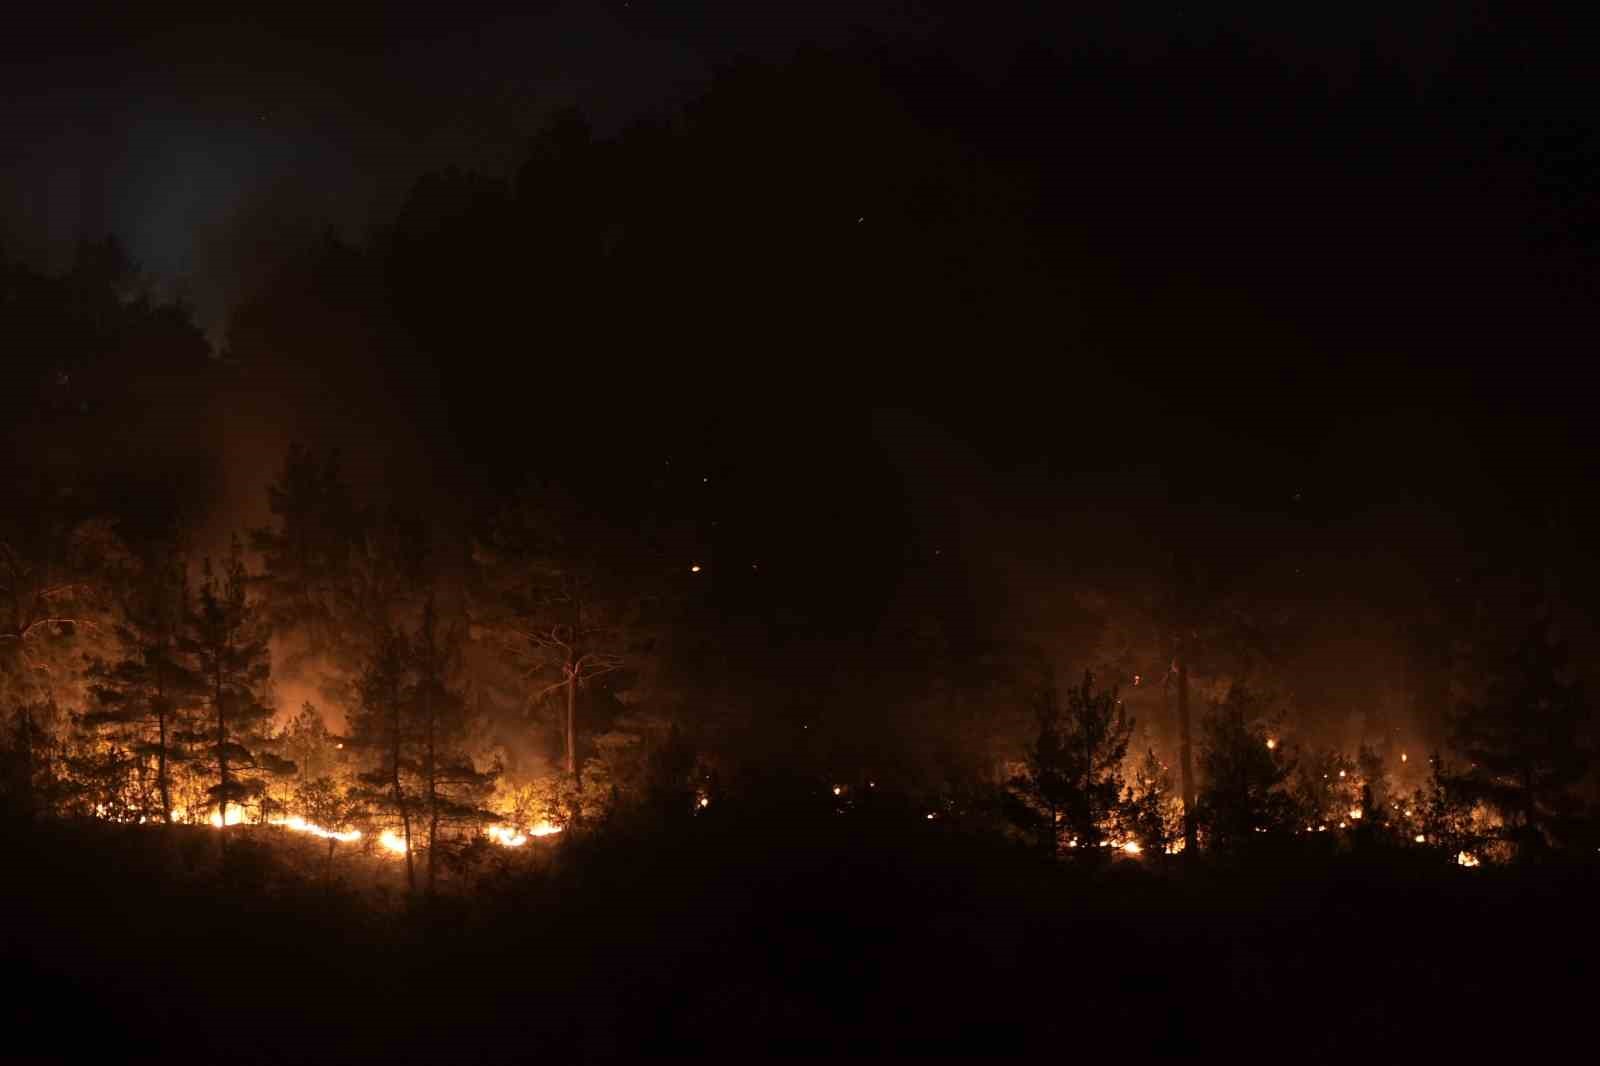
{"left": 1400, "top": 752, "right": 1407, "bottom": 763}
{"left": 1338, "top": 770, "right": 1346, "bottom": 779}
{"left": 690, "top": 564, "right": 702, "bottom": 573}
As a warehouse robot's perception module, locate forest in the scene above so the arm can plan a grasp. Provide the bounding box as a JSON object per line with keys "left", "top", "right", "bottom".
{"left": 4, "top": 25, "right": 1599, "bottom": 1064}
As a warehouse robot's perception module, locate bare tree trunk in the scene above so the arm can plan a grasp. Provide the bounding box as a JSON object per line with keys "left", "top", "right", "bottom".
{"left": 564, "top": 662, "right": 578, "bottom": 779}
{"left": 214, "top": 664, "right": 228, "bottom": 851}
{"left": 390, "top": 699, "right": 415, "bottom": 893}
{"left": 425, "top": 687, "right": 438, "bottom": 897}
{"left": 156, "top": 676, "right": 172, "bottom": 825}
{"left": 1178, "top": 651, "right": 1196, "bottom": 856}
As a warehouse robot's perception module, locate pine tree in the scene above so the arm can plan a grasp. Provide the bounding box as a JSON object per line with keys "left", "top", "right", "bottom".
{"left": 1009, "top": 672, "right": 1133, "bottom": 856}
{"left": 351, "top": 626, "right": 419, "bottom": 892}
{"left": 411, "top": 596, "right": 494, "bottom": 894}
{"left": 1446, "top": 616, "right": 1591, "bottom": 858}
{"left": 472, "top": 486, "right": 649, "bottom": 785}
{"left": 1125, "top": 749, "right": 1182, "bottom": 855}
{"left": 1196, "top": 684, "right": 1296, "bottom": 851}
{"left": 183, "top": 537, "right": 281, "bottom": 843}
{"left": 293, "top": 775, "right": 363, "bottom": 885}
{"left": 82, "top": 540, "right": 202, "bottom": 824}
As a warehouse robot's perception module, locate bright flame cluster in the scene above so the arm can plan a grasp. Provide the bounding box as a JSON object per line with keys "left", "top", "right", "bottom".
{"left": 195, "top": 807, "right": 362, "bottom": 842}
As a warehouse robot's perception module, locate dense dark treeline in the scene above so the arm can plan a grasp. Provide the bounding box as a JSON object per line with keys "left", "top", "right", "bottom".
{"left": 4, "top": 34, "right": 1600, "bottom": 1061}
{"left": 5, "top": 48, "right": 1598, "bottom": 859}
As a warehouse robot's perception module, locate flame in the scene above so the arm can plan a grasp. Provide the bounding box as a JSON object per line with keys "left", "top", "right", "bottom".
{"left": 1414, "top": 834, "right": 1426, "bottom": 843}
{"left": 278, "top": 814, "right": 360, "bottom": 843}
{"left": 1121, "top": 841, "right": 1142, "bottom": 855}
{"left": 1265, "top": 738, "right": 1277, "bottom": 750}
{"left": 528, "top": 821, "right": 563, "bottom": 837}
{"left": 1349, "top": 808, "right": 1363, "bottom": 820}
{"left": 379, "top": 829, "right": 409, "bottom": 855}
{"left": 486, "top": 825, "right": 528, "bottom": 847}
{"left": 1456, "top": 851, "right": 1480, "bottom": 868}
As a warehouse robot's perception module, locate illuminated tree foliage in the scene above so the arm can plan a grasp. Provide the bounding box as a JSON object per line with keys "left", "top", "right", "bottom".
{"left": 293, "top": 775, "right": 363, "bottom": 884}
{"left": 411, "top": 596, "right": 495, "bottom": 894}
{"left": 1124, "top": 749, "right": 1183, "bottom": 856}
{"left": 1446, "top": 617, "right": 1592, "bottom": 858}
{"left": 1, "top": 502, "right": 123, "bottom": 817}
{"left": 350, "top": 626, "right": 419, "bottom": 891}
{"left": 81, "top": 539, "right": 202, "bottom": 824}
{"left": 1009, "top": 672, "right": 1133, "bottom": 856}
{"left": 182, "top": 538, "right": 286, "bottom": 841}
{"left": 349, "top": 599, "right": 496, "bottom": 893}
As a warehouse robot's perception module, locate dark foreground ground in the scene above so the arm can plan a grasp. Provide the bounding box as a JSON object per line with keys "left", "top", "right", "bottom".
{"left": 4, "top": 800, "right": 1596, "bottom": 1064}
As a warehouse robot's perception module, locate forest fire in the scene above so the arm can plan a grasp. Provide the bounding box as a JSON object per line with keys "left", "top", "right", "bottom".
{"left": 486, "top": 825, "right": 527, "bottom": 847}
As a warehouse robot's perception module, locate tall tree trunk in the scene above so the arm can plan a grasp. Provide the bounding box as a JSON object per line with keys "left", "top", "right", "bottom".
{"left": 156, "top": 704, "right": 171, "bottom": 824}
{"left": 214, "top": 663, "right": 228, "bottom": 850}
{"left": 155, "top": 646, "right": 172, "bottom": 825}
{"left": 425, "top": 687, "right": 438, "bottom": 897}
{"left": 564, "top": 661, "right": 578, "bottom": 779}
{"left": 1178, "top": 650, "right": 1196, "bottom": 856}
{"left": 391, "top": 704, "right": 415, "bottom": 893}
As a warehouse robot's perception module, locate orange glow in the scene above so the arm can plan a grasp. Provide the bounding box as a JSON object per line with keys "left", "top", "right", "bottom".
{"left": 832, "top": 785, "right": 842, "bottom": 796}
{"left": 1414, "top": 834, "right": 1426, "bottom": 843}
{"left": 1400, "top": 752, "right": 1408, "bottom": 763}
{"left": 1121, "top": 841, "right": 1142, "bottom": 855}
{"left": 1265, "top": 738, "right": 1277, "bottom": 750}
{"left": 379, "top": 829, "right": 409, "bottom": 855}
{"left": 279, "top": 815, "right": 361, "bottom": 843}
{"left": 689, "top": 564, "right": 702, "bottom": 573}
{"left": 486, "top": 825, "right": 528, "bottom": 847}
{"left": 1349, "top": 808, "right": 1363, "bottom": 820}
{"left": 209, "top": 807, "right": 248, "bottom": 828}
{"left": 528, "top": 821, "right": 563, "bottom": 837}
{"left": 1457, "top": 851, "right": 1480, "bottom": 868}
